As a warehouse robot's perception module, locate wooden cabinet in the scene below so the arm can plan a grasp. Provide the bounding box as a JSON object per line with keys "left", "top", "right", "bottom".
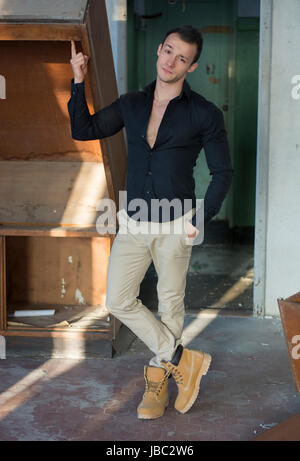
{"left": 278, "top": 292, "right": 300, "bottom": 395}
{"left": 0, "top": 0, "right": 127, "bottom": 357}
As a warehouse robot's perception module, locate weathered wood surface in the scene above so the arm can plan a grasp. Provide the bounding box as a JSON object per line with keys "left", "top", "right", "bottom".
{"left": 0, "top": 161, "right": 109, "bottom": 228}
{"left": 0, "top": 0, "right": 88, "bottom": 23}
{"left": 0, "top": 23, "right": 82, "bottom": 40}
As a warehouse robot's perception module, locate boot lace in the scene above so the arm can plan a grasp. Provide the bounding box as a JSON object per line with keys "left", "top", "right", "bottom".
{"left": 145, "top": 371, "right": 171, "bottom": 397}
{"left": 166, "top": 364, "right": 184, "bottom": 385}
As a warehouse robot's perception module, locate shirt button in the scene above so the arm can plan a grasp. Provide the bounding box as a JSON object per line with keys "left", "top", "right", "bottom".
{"left": 146, "top": 191, "right": 150, "bottom": 194}
{"left": 147, "top": 171, "right": 152, "bottom": 175}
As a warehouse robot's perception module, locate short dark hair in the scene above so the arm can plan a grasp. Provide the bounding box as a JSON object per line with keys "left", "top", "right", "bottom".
{"left": 161, "top": 25, "right": 203, "bottom": 64}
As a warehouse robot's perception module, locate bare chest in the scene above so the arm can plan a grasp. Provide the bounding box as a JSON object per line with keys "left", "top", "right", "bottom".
{"left": 146, "top": 102, "right": 169, "bottom": 149}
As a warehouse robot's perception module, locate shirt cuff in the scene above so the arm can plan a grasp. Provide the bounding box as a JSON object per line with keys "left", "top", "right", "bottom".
{"left": 71, "top": 78, "right": 85, "bottom": 95}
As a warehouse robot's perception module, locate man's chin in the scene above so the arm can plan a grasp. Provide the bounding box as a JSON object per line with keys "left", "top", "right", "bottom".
{"left": 158, "top": 73, "right": 179, "bottom": 84}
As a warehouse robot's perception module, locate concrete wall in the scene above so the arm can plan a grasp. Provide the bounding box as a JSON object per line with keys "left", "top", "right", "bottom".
{"left": 255, "top": 0, "right": 300, "bottom": 316}
{"left": 105, "top": 0, "right": 127, "bottom": 95}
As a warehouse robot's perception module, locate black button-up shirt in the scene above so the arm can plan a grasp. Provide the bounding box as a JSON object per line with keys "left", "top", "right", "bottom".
{"left": 67, "top": 78, "right": 233, "bottom": 230}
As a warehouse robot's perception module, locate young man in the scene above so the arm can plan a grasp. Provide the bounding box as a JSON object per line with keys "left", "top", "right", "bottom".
{"left": 68, "top": 25, "right": 233, "bottom": 419}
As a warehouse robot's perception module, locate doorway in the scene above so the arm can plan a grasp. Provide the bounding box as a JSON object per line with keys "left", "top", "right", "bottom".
{"left": 127, "top": 0, "right": 260, "bottom": 313}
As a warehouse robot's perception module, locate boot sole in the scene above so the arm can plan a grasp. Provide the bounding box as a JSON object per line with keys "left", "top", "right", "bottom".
{"left": 177, "top": 352, "right": 212, "bottom": 414}
{"left": 137, "top": 400, "right": 169, "bottom": 420}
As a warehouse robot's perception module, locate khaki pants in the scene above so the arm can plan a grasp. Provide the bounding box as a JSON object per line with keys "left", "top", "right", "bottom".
{"left": 106, "top": 207, "right": 195, "bottom": 368}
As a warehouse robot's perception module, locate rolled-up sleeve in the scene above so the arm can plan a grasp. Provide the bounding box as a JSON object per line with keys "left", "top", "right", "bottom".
{"left": 67, "top": 79, "right": 124, "bottom": 140}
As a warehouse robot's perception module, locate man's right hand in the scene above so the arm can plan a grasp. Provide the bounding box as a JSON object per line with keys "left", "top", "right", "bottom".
{"left": 70, "top": 40, "right": 89, "bottom": 84}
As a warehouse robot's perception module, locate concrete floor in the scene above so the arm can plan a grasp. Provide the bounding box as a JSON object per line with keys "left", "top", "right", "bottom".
{"left": 1, "top": 230, "right": 299, "bottom": 441}
{"left": 1, "top": 313, "right": 300, "bottom": 441}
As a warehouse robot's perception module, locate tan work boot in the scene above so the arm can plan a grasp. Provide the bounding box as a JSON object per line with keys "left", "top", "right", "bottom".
{"left": 137, "top": 366, "right": 170, "bottom": 419}
{"left": 161, "top": 346, "right": 211, "bottom": 414}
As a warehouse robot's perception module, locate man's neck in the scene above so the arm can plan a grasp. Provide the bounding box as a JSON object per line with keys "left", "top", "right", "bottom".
{"left": 153, "top": 76, "right": 184, "bottom": 103}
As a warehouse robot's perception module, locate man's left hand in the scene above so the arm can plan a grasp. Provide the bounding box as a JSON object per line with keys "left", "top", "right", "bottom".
{"left": 185, "top": 220, "right": 200, "bottom": 239}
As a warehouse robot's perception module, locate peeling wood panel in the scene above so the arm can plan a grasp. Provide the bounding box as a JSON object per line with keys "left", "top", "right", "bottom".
{"left": 0, "top": 161, "right": 109, "bottom": 227}
{"left": 0, "top": 23, "right": 82, "bottom": 40}
{"left": 0, "top": 41, "right": 101, "bottom": 161}
{"left": 6, "top": 236, "right": 110, "bottom": 306}
{"left": 86, "top": 0, "right": 127, "bottom": 203}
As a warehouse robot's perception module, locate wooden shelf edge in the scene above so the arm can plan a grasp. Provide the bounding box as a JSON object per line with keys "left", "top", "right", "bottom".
{"left": 0, "top": 226, "right": 115, "bottom": 238}
{"left": 0, "top": 327, "right": 113, "bottom": 340}
{"left": 0, "top": 23, "right": 82, "bottom": 41}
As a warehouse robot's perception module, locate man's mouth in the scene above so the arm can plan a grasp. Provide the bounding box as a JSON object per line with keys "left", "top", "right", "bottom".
{"left": 162, "top": 67, "right": 173, "bottom": 74}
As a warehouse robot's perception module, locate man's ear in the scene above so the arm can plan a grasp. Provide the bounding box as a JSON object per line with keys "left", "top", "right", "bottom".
{"left": 187, "top": 62, "right": 198, "bottom": 74}
{"left": 157, "top": 43, "right": 162, "bottom": 57}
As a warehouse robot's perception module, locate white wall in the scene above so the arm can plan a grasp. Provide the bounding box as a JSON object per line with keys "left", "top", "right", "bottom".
{"left": 105, "top": 0, "right": 127, "bottom": 95}
{"left": 255, "top": 0, "right": 300, "bottom": 316}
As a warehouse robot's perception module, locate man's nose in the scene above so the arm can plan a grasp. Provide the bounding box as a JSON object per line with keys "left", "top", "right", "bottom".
{"left": 167, "top": 57, "right": 176, "bottom": 67}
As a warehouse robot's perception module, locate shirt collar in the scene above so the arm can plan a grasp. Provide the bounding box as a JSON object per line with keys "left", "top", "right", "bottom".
{"left": 142, "top": 78, "right": 191, "bottom": 101}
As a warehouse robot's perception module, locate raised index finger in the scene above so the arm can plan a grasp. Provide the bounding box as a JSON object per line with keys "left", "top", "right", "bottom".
{"left": 71, "top": 40, "right": 76, "bottom": 58}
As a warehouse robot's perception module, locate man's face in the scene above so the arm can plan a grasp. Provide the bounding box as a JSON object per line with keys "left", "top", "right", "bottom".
{"left": 156, "top": 33, "right": 198, "bottom": 84}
